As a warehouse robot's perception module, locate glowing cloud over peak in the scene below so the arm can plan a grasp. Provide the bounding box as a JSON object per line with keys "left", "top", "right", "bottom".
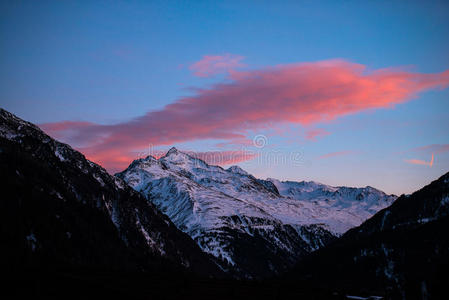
{"left": 40, "top": 59, "right": 449, "bottom": 172}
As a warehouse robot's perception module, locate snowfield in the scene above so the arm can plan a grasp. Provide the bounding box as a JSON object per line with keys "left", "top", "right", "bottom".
{"left": 117, "top": 148, "right": 396, "bottom": 276}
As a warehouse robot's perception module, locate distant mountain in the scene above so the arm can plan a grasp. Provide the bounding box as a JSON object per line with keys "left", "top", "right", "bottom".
{"left": 268, "top": 178, "right": 397, "bottom": 233}
{"left": 117, "top": 147, "right": 396, "bottom": 278}
{"left": 0, "top": 108, "right": 220, "bottom": 277}
{"left": 287, "top": 172, "right": 449, "bottom": 299}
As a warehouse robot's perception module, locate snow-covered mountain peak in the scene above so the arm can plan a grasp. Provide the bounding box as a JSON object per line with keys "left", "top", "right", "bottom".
{"left": 166, "top": 146, "right": 180, "bottom": 156}
{"left": 227, "top": 165, "right": 249, "bottom": 176}
{"left": 134, "top": 154, "right": 157, "bottom": 164}
{"left": 268, "top": 178, "right": 333, "bottom": 194}
{"left": 161, "top": 147, "right": 204, "bottom": 166}
{"left": 119, "top": 152, "right": 397, "bottom": 234}
{"left": 118, "top": 148, "right": 397, "bottom": 276}
{"left": 125, "top": 155, "right": 158, "bottom": 172}
{"left": 144, "top": 154, "right": 158, "bottom": 161}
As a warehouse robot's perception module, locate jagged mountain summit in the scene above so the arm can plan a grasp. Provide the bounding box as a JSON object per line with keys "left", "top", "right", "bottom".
{"left": 0, "top": 108, "right": 220, "bottom": 277}
{"left": 117, "top": 147, "right": 396, "bottom": 278}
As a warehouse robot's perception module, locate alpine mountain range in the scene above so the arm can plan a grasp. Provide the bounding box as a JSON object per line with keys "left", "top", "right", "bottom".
{"left": 116, "top": 146, "right": 396, "bottom": 277}
{"left": 1, "top": 108, "right": 448, "bottom": 299}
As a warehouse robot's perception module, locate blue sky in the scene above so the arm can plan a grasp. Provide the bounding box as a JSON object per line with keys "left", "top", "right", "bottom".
{"left": 1, "top": 0, "right": 448, "bottom": 194}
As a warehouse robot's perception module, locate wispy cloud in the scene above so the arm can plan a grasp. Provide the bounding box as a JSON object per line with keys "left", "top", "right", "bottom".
{"left": 318, "top": 150, "right": 354, "bottom": 159}
{"left": 189, "top": 54, "right": 245, "bottom": 77}
{"left": 405, "top": 153, "right": 434, "bottom": 167}
{"left": 413, "top": 144, "right": 449, "bottom": 154}
{"left": 40, "top": 59, "right": 449, "bottom": 172}
{"left": 305, "top": 128, "right": 330, "bottom": 141}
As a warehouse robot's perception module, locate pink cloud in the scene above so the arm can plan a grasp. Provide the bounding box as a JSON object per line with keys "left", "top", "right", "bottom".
{"left": 41, "top": 121, "right": 93, "bottom": 132}
{"left": 189, "top": 54, "right": 245, "bottom": 77}
{"left": 306, "top": 128, "right": 330, "bottom": 140}
{"left": 41, "top": 59, "right": 449, "bottom": 172}
{"left": 405, "top": 153, "right": 434, "bottom": 167}
{"left": 215, "top": 138, "right": 254, "bottom": 148}
{"left": 318, "top": 150, "right": 354, "bottom": 159}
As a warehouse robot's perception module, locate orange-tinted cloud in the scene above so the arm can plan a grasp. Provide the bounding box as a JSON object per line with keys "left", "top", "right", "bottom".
{"left": 405, "top": 153, "right": 434, "bottom": 167}
{"left": 40, "top": 59, "right": 449, "bottom": 172}
{"left": 189, "top": 54, "right": 245, "bottom": 77}
{"left": 318, "top": 150, "right": 354, "bottom": 159}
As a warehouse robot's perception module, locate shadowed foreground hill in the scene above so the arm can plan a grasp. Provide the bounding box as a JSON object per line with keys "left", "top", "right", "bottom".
{"left": 285, "top": 172, "right": 449, "bottom": 299}
{"left": 0, "top": 108, "right": 223, "bottom": 297}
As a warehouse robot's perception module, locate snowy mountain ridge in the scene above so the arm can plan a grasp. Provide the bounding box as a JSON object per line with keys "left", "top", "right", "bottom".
{"left": 117, "top": 147, "right": 396, "bottom": 277}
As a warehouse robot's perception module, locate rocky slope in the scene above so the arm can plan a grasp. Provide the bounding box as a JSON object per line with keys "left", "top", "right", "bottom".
{"left": 287, "top": 172, "right": 449, "bottom": 299}
{"left": 117, "top": 148, "right": 396, "bottom": 278}
{"left": 0, "top": 108, "right": 220, "bottom": 276}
